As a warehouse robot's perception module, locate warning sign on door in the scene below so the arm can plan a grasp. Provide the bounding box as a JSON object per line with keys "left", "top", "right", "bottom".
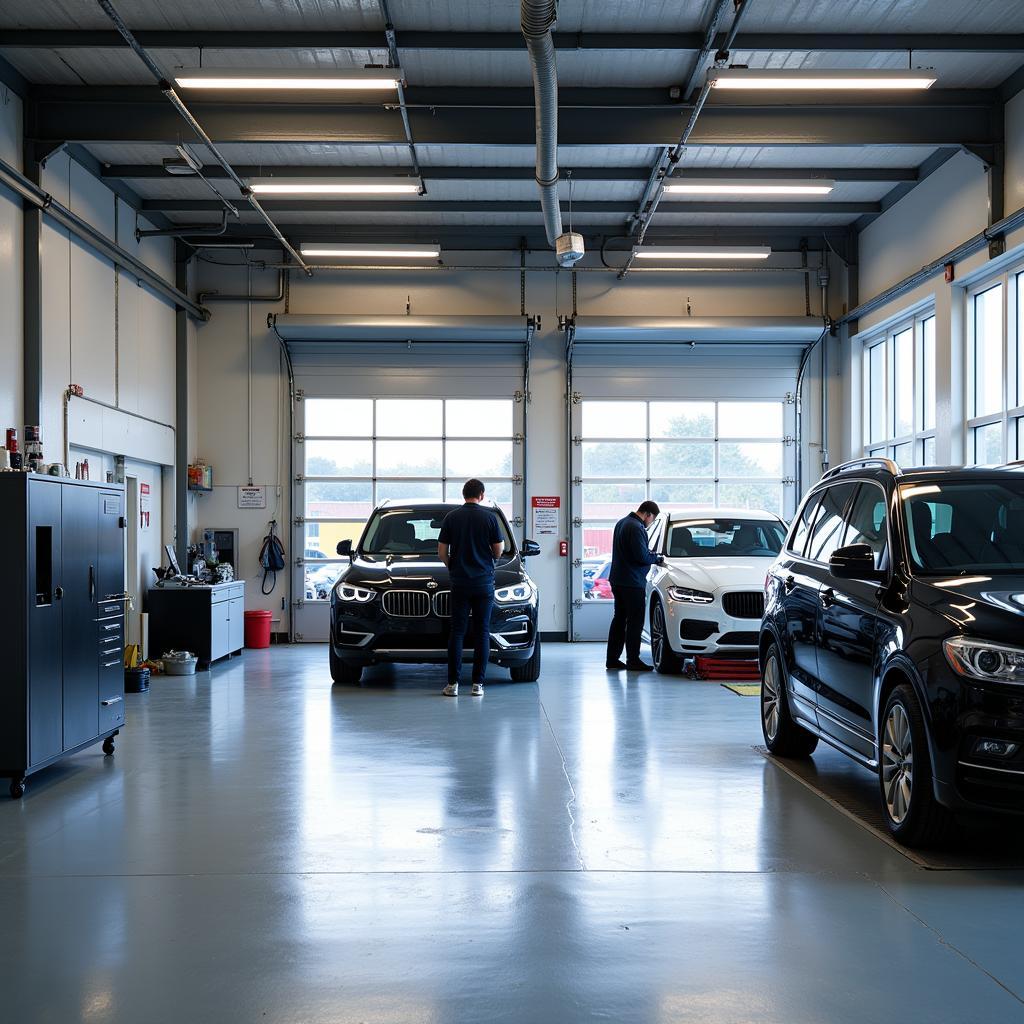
{"left": 531, "top": 495, "right": 560, "bottom": 537}
{"left": 139, "top": 482, "right": 151, "bottom": 532}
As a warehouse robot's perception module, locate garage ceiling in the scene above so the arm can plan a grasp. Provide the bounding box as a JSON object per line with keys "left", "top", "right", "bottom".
{"left": 2, "top": 0, "right": 1022, "bottom": 252}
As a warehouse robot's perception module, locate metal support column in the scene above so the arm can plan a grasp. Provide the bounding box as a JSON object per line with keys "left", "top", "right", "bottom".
{"left": 22, "top": 147, "right": 43, "bottom": 427}
{"left": 174, "top": 241, "right": 190, "bottom": 569}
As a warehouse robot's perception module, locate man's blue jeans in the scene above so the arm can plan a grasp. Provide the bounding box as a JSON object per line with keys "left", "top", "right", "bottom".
{"left": 448, "top": 589, "right": 494, "bottom": 685}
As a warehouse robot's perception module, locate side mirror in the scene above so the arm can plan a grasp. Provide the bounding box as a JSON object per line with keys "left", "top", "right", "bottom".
{"left": 830, "top": 543, "right": 885, "bottom": 582}
{"left": 521, "top": 539, "right": 541, "bottom": 558}
{"left": 336, "top": 539, "right": 353, "bottom": 561}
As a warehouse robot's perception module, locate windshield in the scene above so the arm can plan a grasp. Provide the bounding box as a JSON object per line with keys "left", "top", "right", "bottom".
{"left": 665, "top": 518, "right": 785, "bottom": 558}
{"left": 360, "top": 506, "right": 514, "bottom": 557}
{"left": 902, "top": 479, "right": 1024, "bottom": 574}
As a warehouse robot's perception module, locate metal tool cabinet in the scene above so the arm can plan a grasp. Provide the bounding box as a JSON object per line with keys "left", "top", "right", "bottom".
{"left": 0, "top": 475, "right": 126, "bottom": 799}
{"left": 147, "top": 581, "right": 246, "bottom": 669}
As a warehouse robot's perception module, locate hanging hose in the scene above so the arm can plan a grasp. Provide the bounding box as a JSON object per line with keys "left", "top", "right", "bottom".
{"left": 521, "top": 0, "right": 563, "bottom": 248}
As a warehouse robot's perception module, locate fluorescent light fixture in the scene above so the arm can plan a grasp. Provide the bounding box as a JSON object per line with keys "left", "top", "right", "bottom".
{"left": 174, "top": 67, "right": 402, "bottom": 90}
{"left": 248, "top": 177, "right": 422, "bottom": 196}
{"left": 663, "top": 178, "right": 834, "bottom": 196}
{"left": 708, "top": 68, "right": 936, "bottom": 90}
{"left": 300, "top": 243, "right": 441, "bottom": 259}
{"left": 163, "top": 144, "right": 204, "bottom": 175}
{"left": 632, "top": 246, "right": 771, "bottom": 260}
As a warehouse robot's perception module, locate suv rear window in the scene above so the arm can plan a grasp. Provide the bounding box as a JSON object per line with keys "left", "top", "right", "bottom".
{"left": 806, "top": 482, "right": 858, "bottom": 563}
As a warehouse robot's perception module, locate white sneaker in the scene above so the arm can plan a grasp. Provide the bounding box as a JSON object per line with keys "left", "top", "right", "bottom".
{"left": 471, "top": 683, "right": 484, "bottom": 696}
{"left": 442, "top": 683, "right": 459, "bottom": 697}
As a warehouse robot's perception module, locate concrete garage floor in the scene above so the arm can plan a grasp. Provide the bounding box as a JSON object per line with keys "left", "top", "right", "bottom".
{"left": 1, "top": 644, "right": 1023, "bottom": 1023}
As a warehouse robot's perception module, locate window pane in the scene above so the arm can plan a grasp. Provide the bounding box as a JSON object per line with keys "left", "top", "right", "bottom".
{"left": 581, "top": 527, "right": 614, "bottom": 601}
{"left": 719, "top": 442, "right": 783, "bottom": 478}
{"left": 581, "top": 401, "right": 646, "bottom": 438}
{"left": 445, "top": 440, "right": 514, "bottom": 478}
{"left": 718, "top": 481, "right": 784, "bottom": 514}
{"left": 868, "top": 342, "right": 886, "bottom": 444}
{"left": 650, "top": 442, "right": 713, "bottom": 477}
{"left": 841, "top": 485, "right": 887, "bottom": 568}
{"left": 719, "top": 402, "right": 783, "bottom": 438}
{"left": 305, "top": 440, "right": 372, "bottom": 476}
{"left": 582, "top": 442, "right": 645, "bottom": 477}
{"left": 304, "top": 561, "right": 346, "bottom": 602}
{"left": 305, "top": 399, "right": 373, "bottom": 437}
{"left": 973, "top": 422, "right": 1003, "bottom": 465}
{"left": 375, "top": 400, "right": 443, "bottom": 437}
{"left": 376, "top": 440, "right": 442, "bottom": 475}
{"left": 445, "top": 400, "right": 513, "bottom": 437}
{"left": 893, "top": 326, "right": 914, "bottom": 437}
{"left": 376, "top": 480, "right": 444, "bottom": 501}
{"left": 304, "top": 523, "right": 363, "bottom": 560}
{"left": 582, "top": 482, "right": 646, "bottom": 519}
{"left": 653, "top": 483, "right": 715, "bottom": 508}
{"left": 649, "top": 402, "right": 714, "bottom": 438}
{"left": 1019, "top": 274, "right": 1024, "bottom": 408}
{"left": 484, "top": 481, "right": 513, "bottom": 515}
{"left": 305, "top": 482, "right": 373, "bottom": 520}
{"left": 806, "top": 483, "right": 858, "bottom": 563}
{"left": 892, "top": 440, "right": 915, "bottom": 468}
{"left": 974, "top": 284, "right": 1003, "bottom": 417}
{"left": 921, "top": 316, "right": 936, "bottom": 430}
{"left": 922, "top": 436, "right": 936, "bottom": 466}
{"left": 1018, "top": 418, "right": 1024, "bottom": 462}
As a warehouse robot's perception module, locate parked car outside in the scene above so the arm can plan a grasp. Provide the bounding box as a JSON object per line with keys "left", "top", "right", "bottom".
{"left": 329, "top": 500, "right": 541, "bottom": 685}
{"left": 643, "top": 509, "right": 787, "bottom": 673}
{"left": 585, "top": 560, "right": 612, "bottom": 599}
{"left": 760, "top": 457, "right": 1024, "bottom": 846}
{"left": 305, "top": 547, "right": 327, "bottom": 560}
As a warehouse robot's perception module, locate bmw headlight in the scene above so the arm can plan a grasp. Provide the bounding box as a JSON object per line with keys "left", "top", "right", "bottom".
{"left": 667, "top": 586, "right": 714, "bottom": 604}
{"left": 944, "top": 637, "right": 1024, "bottom": 684}
{"left": 495, "top": 581, "right": 537, "bottom": 604}
{"left": 333, "top": 581, "right": 376, "bottom": 604}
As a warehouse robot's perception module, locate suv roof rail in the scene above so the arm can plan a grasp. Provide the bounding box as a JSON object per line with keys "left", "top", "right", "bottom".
{"left": 820, "top": 457, "right": 901, "bottom": 481}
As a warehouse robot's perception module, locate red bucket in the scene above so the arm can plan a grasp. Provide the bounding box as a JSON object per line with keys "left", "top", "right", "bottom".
{"left": 244, "top": 609, "right": 273, "bottom": 649}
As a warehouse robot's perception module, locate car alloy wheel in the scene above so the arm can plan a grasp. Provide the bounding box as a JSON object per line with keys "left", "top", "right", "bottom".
{"left": 882, "top": 701, "right": 914, "bottom": 825}
{"left": 651, "top": 603, "right": 666, "bottom": 665}
{"left": 761, "top": 654, "right": 781, "bottom": 742}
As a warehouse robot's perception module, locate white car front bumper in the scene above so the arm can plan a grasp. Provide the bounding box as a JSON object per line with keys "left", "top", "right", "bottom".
{"left": 660, "top": 590, "right": 763, "bottom": 656}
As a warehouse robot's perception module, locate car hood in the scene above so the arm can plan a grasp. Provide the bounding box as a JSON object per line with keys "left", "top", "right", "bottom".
{"left": 913, "top": 573, "right": 1024, "bottom": 638}
{"left": 340, "top": 555, "right": 526, "bottom": 590}
{"left": 658, "top": 556, "right": 775, "bottom": 593}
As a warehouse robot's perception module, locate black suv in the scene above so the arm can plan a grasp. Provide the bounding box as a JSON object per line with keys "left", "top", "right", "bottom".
{"left": 329, "top": 500, "right": 541, "bottom": 685}
{"left": 760, "top": 458, "right": 1024, "bottom": 846}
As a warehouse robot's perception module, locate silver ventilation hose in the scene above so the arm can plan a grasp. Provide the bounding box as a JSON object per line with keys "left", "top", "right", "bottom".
{"left": 521, "top": 0, "right": 563, "bottom": 248}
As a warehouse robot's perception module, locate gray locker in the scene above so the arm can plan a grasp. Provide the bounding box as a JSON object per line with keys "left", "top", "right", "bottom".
{"left": 0, "top": 475, "right": 126, "bottom": 799}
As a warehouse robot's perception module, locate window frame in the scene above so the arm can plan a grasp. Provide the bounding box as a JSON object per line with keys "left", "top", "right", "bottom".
{"left": 861, "top": 310, "right": 937, "bottom": 468}
{"left": 965, "top": 268, "right": 1024, "bottom": 465}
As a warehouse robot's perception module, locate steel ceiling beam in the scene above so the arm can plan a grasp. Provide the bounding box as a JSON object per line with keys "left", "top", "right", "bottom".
{"left": 141, "top": 198, "right": 878, "bottom": 215}
{"left": 3, "top": 29, "right": 1024, "bottom": 51}
{"left": 98, "top": 164, "right": 918, "bottom": 183}
{"left": 27, "top": 95, "right": 1000, "bottom": 148}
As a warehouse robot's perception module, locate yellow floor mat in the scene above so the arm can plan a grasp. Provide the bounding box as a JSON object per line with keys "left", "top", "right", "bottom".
{"left": 721, "top": 682, "right": 761, "bottom": 696}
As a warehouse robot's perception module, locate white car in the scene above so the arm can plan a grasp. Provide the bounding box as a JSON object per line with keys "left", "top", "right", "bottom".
{"left": 643, "top": 508, "right": 788, "bottom": 673}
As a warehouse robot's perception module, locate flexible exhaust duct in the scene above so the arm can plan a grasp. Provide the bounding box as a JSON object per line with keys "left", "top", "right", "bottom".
{"left": 522, "top": 0, "right": 581, "bottom": 263}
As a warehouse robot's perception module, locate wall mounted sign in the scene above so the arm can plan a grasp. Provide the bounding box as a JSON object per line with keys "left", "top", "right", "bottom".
{"left": 237, "top": 485, "right": 267, "bottom": 509}
{"left": 531, "top": 495, "right": 560, "bottom": 537}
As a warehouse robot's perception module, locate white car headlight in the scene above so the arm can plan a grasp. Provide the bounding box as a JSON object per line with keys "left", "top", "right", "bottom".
{"left": 667, "top": 586, "right": 714, "bottom": 604}
{"left": 334, "top": 581, "right": 376, "bottom": 604}
{"left": 944, "top": 637, "right": 1024, "bottom": 684}
{"left": 495, "top": 581, "right": 536, "bottom": 604}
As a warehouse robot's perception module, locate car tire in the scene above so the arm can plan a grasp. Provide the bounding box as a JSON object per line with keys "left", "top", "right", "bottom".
{"left": 879, "top": 684, "right": 952, "bottom": 848}
{"left": 329, "top": 642, "right": 363, "bottom": 685}
{"left": 761, "top": 642, "right": 818, "bottom": 757}
{"left": 650, "top": 599, "right": 681, "bottom": 674}
{"left": 510, "top": 636, "right": 541, "bottom": 682}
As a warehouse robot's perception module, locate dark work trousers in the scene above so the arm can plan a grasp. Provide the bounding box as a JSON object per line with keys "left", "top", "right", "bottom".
{"left": 448, "top": 588, "right": 495, "bottom": 684}
{"left": 606, "top": 584, "right": 646, "bottom": 665}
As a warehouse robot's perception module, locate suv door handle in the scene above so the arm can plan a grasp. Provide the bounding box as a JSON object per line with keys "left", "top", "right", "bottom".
{"left": 784, "top": 575, "right": 796, "bottom": 593}
{"left": 821, "top": 587, "right": 836, "bottom": 609}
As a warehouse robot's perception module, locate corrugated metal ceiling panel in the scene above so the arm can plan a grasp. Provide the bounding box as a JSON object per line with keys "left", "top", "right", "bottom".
{"left": 741, "top": 0, "right": 1024, "bottom": 33}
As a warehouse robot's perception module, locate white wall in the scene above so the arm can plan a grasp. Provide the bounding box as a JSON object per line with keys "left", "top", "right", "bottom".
{"left": 194, "top": 254, "right": 831, "bottom": 634}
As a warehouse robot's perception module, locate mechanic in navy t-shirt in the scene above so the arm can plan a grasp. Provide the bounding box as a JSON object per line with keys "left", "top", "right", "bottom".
{"left": 437, "top": 479, "right": 505, "bottom": 697}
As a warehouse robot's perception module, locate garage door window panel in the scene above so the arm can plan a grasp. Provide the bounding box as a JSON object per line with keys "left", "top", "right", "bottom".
{"left": 649, "top": 402, "right": 715, "bottom": 438}
{"left": 445, "top": 440, "right": 514, "bottom": 478}
{"left": 650, "top": 442, "right": 714, "bottom": 478}
{"left": 305, "top": 440, "right": 373, "bottom": 477}
{"left": 583, "top": 401, "right": 646, "bottom": 438}
{"left": 582, "top": 442, "right": 646, "bottom": 477}
{"left": 376, "top": 400, "right": 443, "bottom": 437}
{"left": 305, "top": 398, "right": 373, "bottom": 437}
{"left": 718, "top": 401, "right": 784, "bottom": 439}
{"left": 376, "top": 440, "right": 443, "bottom": 476}
{"left": 446, "top": 400, "right": 514, "bottom": 437}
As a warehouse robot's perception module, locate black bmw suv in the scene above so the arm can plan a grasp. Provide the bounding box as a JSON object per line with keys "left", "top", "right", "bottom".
{"left": 760, "top": 458, "right": 1024, "bottom": 846}
{"left": 329, "top": 500, "right": 541, "bottom": 685}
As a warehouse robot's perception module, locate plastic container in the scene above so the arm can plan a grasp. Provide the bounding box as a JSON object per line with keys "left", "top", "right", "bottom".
{"left": 125, "top": 666, "right": 150, "bottom": 692}
{"left": 244, "top": 609, "right": 272, "bottom": 649}
{"left": 162, "top": 651, "right": 197, "bottom": 675}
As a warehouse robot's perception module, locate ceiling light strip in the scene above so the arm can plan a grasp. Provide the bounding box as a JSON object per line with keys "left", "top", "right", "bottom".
{"left": 174, "top": 67, "right": 402, "bottom": 90}
{"left": 632, "top": 246, "right": 772, "bottom": 260}
{"left": 249, "top": 177, "right": 422, "bottom": 196}
{"left": 708, "top": 68, "right": 936, "bottom": 90}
